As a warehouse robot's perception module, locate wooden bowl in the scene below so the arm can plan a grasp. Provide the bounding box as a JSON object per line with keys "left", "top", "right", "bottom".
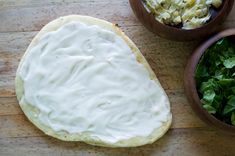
{"left": 184, "top": 29, "right": 235, "bottom": 134}
{"left": 129, "top": 0, "right": 234, "bottom": 41}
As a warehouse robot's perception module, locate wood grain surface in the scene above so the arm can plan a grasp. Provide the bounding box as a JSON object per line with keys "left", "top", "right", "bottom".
{"left": 0, "top": 0, "right": 235, "bottom": 155}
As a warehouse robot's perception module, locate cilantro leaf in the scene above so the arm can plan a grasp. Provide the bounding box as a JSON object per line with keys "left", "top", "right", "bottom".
{"left": 214, "top": 70, "right": 224, "bottom": 80}
{"left": 199, "top": 79, "right": 217, "bottom": 93}
{"left": 223, "top": 96, "right": 235, "bottom": 115}
{"left": 218, "top": 79, "right": 235, "bottom": 89}
{"left": 202, "top": 90, "right": 215, "bottom": 104}
{"left": 223, "top": 57, "right": 235, "bottom": 69}
{"left": 231, "top": 112, "right": 235, "bottom": 125}
{"left": 203, "top": 104, "right": 216, "bottom": 114}
{"left": 196, "top": 64, "right": 209, "bottom": 78}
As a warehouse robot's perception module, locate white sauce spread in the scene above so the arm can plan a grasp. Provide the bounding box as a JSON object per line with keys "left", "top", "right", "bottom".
{"left": 19, "top": 21, "right": 171, "bottom": 143}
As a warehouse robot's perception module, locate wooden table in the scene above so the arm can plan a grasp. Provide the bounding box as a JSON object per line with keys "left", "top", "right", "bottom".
{"left": 0, "top": 0, "right": 235, "bottom": 155}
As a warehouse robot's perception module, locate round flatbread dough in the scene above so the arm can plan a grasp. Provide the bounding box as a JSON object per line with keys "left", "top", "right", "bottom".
{"left": 15, "top": 15, "right": 172, "bottom": 147}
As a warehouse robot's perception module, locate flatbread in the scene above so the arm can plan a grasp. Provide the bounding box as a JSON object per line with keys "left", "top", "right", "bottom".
{"left": 15, "top": 15, "right": 172, "bottom": 147}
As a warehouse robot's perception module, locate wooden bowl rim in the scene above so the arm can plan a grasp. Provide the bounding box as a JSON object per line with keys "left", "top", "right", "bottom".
{"left": 185, "top": 28, "right": 235, "bottom": 133}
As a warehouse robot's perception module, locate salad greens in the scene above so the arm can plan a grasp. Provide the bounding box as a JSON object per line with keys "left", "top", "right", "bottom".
{"left": 195, "top": 38, "right": 235, "bottom": 125}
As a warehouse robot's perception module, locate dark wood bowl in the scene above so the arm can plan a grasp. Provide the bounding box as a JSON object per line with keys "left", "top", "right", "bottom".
{"left": 129, "top": 0, "right": 234, "bottom": 41}
{"left": 184, "top": 29, "right": 235, "bottom": 134}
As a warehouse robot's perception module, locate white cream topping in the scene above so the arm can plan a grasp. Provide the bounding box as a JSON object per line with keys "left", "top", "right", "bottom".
{"left": 19, "top": 21, "right": 171, "bottom": 143}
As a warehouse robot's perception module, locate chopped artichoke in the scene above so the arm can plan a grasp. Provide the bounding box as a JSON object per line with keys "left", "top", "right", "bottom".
{"left": 144, "top": 0, "right": 223, "bottom": 29}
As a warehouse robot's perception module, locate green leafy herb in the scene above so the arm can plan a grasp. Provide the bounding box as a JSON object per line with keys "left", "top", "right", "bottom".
{"left": 195, "top": 38, "right": 235, "bottom": 125}
{"left": 224, "top": 57, "right": 235, "bottom": 69}
{"left": 202, "top": 90, "right": 215, "bottom": 104}
{"left": 231, "top": 112, "right": 235, "bottom": 125}
{"left": 203, "top": 104, "right": 216, "bottom": 114}
{"left": 223, "top": 96, "right": 235, "bottom": 115}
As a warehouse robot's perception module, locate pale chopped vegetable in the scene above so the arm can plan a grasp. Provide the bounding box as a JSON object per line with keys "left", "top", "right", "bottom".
{"left": 145, "top": 0, "right": 223, "bottom": 29}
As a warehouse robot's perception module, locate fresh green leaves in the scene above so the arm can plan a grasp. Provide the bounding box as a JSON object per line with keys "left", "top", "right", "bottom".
{"left": 203, "top": 104, "right": 216, "bottom": 114}
{"left": 223, "top": 57, "right": 235, "bottom": 69}
{"left": 223, "top": 96, "right": 235, "bottom": 115}
{"left": 202, "top": 90, "right": 215, "bottom": 103}
{"left": 231, "top": 112, "right": 235, "bottom": 125}
{"left": 196, "top": 63, "right": 209, "bottom": 78}
{"left": 199, "top": 79, "right": 218, "bottom": 93}
{"left": 195, "top": 38, "right": 235, "bottom": 125}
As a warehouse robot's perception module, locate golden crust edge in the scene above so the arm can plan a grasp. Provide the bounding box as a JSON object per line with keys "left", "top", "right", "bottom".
{"left": 15, "top": 15, "right": 172, "bottom": 148}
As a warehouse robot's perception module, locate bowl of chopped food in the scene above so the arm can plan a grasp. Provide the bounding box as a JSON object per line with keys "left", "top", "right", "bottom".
{"left": 129, "top": 0, "right": 234, "bottom": 41}
{"left": 185, "top": 29, "right": 235, "bottom": 133}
